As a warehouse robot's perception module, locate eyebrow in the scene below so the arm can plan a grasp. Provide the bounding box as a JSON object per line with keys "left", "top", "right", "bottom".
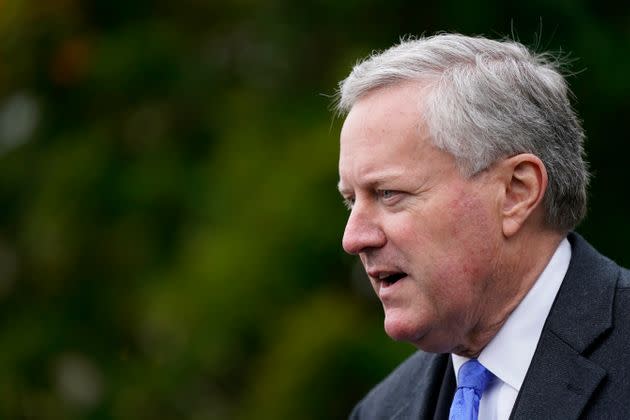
{"left": 337, "top": 181, "right": 350, "bottom": 195}
{"left": 337, "top": 170, "right": 407, "bottom": 194}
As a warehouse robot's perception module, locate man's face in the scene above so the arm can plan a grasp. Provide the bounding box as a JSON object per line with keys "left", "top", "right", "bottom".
{"left": 338, "top": 82, "right": 505, "bottom": 354}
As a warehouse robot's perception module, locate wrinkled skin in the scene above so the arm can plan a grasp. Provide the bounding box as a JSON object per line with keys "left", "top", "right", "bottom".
{"left": 338, "top": 82, "right": 515, "bottom": 356}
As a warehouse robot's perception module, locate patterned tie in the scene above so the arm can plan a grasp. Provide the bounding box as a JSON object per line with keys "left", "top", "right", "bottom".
{"left": 449, "top": 359, "right": 495, "bottom": 420}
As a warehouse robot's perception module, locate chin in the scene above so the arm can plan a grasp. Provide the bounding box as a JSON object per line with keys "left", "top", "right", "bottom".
{"left": 383, "top": 311, "right": 453, "bottom": 353}
{"left": 383, "top": 310, "right": 427, "bottom": 344}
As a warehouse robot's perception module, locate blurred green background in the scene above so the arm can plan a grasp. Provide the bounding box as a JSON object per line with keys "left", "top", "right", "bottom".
{"left": 0, "top": 0, "right": 628, "bottom": 419}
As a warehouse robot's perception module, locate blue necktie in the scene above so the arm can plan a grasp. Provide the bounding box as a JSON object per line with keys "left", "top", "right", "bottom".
{"left": 449, "top": 359, "right": 495, "bottom": 420}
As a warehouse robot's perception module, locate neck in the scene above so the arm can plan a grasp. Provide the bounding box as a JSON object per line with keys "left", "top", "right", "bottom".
{"left": 454, "top": 228, "right": 565, "bottom": 357}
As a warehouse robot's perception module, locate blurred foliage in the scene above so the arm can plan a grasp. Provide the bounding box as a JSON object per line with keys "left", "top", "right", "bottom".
{"left": 0, "top": 0, "right": 627, "bottom": 419}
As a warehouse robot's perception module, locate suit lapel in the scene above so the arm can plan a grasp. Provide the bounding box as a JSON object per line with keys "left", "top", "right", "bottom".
{"left": 509, "top": 329, "right": 606, "bottom": 419}
{"left": 510, "top": 233, "right": 619, "bottom": 420}
{"left": 432, "top": 356, "right": 456, "bottom": 420}
{"left": 388, "top": 353, "right": 455, "bottom": 420}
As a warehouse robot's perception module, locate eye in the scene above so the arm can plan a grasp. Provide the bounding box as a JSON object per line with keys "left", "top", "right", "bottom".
{"left": 380, "top": 190, "right": 395, "bottom": 199}
{"left": 378, "top": 189, "right": 402, "bottom": 204}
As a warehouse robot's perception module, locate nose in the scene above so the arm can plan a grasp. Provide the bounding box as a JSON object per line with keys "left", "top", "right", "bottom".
{"left": 342, "top": 205, "right": 386, "bottom": 255}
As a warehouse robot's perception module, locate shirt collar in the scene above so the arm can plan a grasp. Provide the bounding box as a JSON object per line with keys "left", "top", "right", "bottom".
{"left": 452, "top": 238, "right": 571, "bottom": 390}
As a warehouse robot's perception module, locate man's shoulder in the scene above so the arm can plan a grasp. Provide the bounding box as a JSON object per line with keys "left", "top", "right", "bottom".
{"left": 617, "top": 266, "right": 630, "bottom": 288}
{"left": 350, "top": 351, "right": 450, "bottom": 419}
{"left": 568, "top": 232, "right": 630, "bottom": 289}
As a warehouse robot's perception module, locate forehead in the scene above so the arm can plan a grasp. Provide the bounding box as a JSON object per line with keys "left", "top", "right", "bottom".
{"left": 341, "top": 81, "right": 426, "bottom": 136}
{"left": 338, "top": 82, "right": 435, "bottom": 190}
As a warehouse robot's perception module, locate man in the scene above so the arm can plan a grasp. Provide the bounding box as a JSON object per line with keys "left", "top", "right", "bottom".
{"left": 335, "top": 34, "right": 630, "bottom": 419}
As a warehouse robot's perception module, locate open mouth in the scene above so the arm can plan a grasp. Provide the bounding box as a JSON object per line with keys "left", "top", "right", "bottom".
{"left": 381, "top": 272, "right": 407, "bottom": 286}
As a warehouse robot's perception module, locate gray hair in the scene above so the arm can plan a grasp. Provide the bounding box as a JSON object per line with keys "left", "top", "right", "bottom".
{"left": 335, "top": 34, "right": 589, "bottom": 232}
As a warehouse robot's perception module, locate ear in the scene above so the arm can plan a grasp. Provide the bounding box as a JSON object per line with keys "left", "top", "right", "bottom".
{"left": 499, "top": 154, "right": 548, "bottom": 237}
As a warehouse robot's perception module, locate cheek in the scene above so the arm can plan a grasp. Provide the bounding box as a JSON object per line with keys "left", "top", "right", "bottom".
{"left": 449, "top": 192, "right": 499, "bottom": 250}
{"left": 425, "top": 197, "right": 497, "bottom": 289}
{"left": 386, "top": 188, "right": 499, "bottom": 274}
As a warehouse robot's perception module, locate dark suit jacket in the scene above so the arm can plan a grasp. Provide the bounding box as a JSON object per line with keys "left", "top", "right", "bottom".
{"left": 350, "top": 233, "right": 630, "bottom": 419}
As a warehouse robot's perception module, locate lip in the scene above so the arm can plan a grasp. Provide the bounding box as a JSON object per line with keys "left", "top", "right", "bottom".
{"left": 377, "top": 274, "right": 407, "bottom": 295}
{"left": 366, "top": 268, "right": 406, "bottom": 281}
{"left": 366, "top": 269, "right": 409, "bottom": 300}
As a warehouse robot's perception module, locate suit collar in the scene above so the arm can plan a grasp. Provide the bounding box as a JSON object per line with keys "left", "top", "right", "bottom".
{"left": 509, "top": 232, "right": 619, "bottom": 419}
{"left": 545, "top": 233, "right": 617, "bottom": 352}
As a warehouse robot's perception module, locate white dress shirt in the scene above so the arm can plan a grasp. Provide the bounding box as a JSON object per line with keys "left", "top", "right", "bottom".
{"left": 452, "top": 238, "right": 571, "bottom": 420}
